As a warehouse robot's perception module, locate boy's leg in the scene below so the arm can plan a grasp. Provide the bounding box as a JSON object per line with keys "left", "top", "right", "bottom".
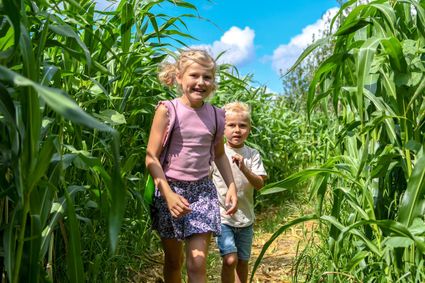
{"left": 217, "top": 224, "right": 239, "bottom": 283}
{"left": 161, "top": 238, "right": 184, "bottom": 283}
{"left": 234, "top": 225, "right": 254, "bottom": 283}
{"left": 185, "top": 232, "right": 211, "bottom": 283}
{"left": 235, "top": 260, "right": 249, "bottom": 283}
{"left": 222, "top": 253, "right": 238, "bottom": 283}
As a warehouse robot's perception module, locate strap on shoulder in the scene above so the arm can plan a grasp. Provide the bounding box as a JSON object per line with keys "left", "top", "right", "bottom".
{"left": 212, "top": 105, "right": 218, "bottom": 140}
{"left": 209, "top": 105, "right": 219, "bottom": 164}
{"left": 160, "top": 100, "right": 177, "bottom": 165}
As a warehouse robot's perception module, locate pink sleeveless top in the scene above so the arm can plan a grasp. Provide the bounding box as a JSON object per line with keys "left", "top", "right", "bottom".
{"left": 159, "top": 98, "right": 225, "bottom": 181}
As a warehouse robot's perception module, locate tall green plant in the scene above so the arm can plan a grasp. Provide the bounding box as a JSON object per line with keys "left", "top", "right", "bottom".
{"left": 0, "top": 0, "right": 197, "bottom": 281}
{"left": 253, "top": 0, "right": 425, "bottom": 281}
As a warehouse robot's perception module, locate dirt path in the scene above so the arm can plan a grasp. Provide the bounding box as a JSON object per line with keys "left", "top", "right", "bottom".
{"left": 246, "top": 220, "right": 315, "bottom": 282}
{"left": 134, "top": 209, "right": 315, "bottom": 282}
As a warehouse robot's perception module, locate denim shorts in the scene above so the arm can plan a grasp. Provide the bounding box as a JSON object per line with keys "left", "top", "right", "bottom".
{"left": 216, "top": 223, "right": 254, "bottom": 261}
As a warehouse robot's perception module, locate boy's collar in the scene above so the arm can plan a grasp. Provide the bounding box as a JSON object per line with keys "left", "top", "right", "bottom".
{"left": 226, "top": 143, "right": 245, "bottom": 149}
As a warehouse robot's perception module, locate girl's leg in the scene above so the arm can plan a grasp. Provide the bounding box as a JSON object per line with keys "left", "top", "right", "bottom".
{"left": 185, "top": 232, "right": 211, "bottom": 283}
{"left": 235, "top": 259, "right": 249, "bottom": 283}
{"left": 162, "top": 238, "right": 184, "bottom": 283}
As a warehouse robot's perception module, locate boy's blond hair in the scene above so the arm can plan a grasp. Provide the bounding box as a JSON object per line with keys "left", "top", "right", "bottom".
{"left": 223, "top": 102, "right": 251, "bottom": 124}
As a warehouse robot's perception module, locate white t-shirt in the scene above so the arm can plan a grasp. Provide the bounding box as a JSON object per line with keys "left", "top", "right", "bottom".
{"left": 212, "top": 144, "right": 267, "bottom": 227}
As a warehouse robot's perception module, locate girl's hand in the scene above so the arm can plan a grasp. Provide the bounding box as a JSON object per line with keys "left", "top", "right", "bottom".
{"left": 232, "top": 154, "right": 246, "bottom": 172}
{"left": 224, "top": 186, "right": 238, "bottom": 215}
{"left": 166, "top": 192, "right": 192, "bottom": 218}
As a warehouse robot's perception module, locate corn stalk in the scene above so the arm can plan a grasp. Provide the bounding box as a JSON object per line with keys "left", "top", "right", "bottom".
{"left": 0, "top": 0, "right": 197, "bottom": 281}
{"left": 254, "top": 0, "right": 425, "bottom": 281}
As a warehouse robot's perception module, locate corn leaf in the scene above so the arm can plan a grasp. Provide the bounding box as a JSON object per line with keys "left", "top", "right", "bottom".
{"left": 64, "top": 189, "right": 84, "bottom": 283}
{"left": 399, "top": 148, "right": 425, "bottom": 226}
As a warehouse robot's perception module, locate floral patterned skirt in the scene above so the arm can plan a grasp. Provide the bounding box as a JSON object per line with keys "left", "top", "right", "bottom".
{"left": 151, "top": 177, "right": 221, "bottom": 240}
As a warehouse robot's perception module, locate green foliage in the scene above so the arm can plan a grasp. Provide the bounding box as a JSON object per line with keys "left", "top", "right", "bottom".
{"left": 256, "top": 0, "right": 425, "bottom": 281}
{"left": 9, "top": 0, "right": 422, "bottom": 281}
{"left": 0, "top": 0, "right": 196, "bottom": 281}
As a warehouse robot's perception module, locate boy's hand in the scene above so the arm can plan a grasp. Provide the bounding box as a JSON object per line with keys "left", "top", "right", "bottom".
{"left": 232, "top": 154, "right": 246, "bottom": 172}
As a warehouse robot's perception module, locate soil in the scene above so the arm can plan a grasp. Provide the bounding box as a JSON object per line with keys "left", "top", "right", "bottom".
{"left": 133, "top": 212, "right": 316, "bottom": 283}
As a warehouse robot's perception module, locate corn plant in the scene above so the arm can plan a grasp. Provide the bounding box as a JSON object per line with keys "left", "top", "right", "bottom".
{"left": 0, "top": 0, "right": 197, "bottom": 281}
{"left": 253, "top": 0, "right": 425, "bottom": 281}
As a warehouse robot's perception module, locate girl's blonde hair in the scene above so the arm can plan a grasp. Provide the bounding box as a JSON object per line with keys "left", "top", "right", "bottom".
{"left": 223, "top": 101, "right": 251, "bottom": 123}
{"left": 158, "top": 49, "right": 217, "bottom": 88}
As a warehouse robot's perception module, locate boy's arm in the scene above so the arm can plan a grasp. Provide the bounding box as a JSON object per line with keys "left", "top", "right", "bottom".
{"left": 232, "top": 154, "right": 266, "bottom": 190}
{"left": 214, "top": 140, "right": 238, "bottom": 215}
{"left": 240, "top": 166, "right": 266, "bottom": 190}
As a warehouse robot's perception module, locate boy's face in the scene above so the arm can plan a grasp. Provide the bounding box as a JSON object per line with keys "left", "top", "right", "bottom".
{"left": 224, "top": 113, "right": 250, "bottom": 148}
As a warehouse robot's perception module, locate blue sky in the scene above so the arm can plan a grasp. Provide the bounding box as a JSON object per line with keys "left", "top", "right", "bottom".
{"left": 97, "top": 0, "right": 340, "bottom": 93}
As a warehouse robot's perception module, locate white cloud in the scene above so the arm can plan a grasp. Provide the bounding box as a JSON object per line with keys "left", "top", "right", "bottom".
{"left": 270, "top": 7, "right": 339, "bottom": 74}
{"left": 265, "top": 87, "right": 278, "bottom": 94}
{"left": 94, "top": 0, "right": 116, "bottom": 11}
{"left": 192, "top": 26, "right": 255, "bottom": 66}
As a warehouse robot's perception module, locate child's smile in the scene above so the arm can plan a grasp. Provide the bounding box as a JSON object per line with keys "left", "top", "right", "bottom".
{"left": 177, "top": 62, "right": 215, "bottom": 108}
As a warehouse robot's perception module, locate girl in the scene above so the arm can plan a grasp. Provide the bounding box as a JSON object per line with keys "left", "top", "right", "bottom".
{"left": 145, "top": 49, "right": 238, "bottom": 283}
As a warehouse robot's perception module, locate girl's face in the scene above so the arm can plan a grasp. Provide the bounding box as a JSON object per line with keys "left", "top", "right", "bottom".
{"left": 176, "top": 62, "right": 215, "bottom": 108}
{"left": 224, "top": 113, "right": 251, "bottom": 148}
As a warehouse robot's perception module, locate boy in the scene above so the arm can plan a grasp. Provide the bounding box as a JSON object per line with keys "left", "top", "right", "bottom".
{"left": 212, "top": 102, "right": 267, "bottom": 283}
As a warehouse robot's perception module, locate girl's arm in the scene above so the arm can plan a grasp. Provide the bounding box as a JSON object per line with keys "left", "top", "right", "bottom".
{"left": 145, "top": 104, "right": 191, "bottom": 218}
{"left": 214, "top": 140, "right": 238, "bottom": 215}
